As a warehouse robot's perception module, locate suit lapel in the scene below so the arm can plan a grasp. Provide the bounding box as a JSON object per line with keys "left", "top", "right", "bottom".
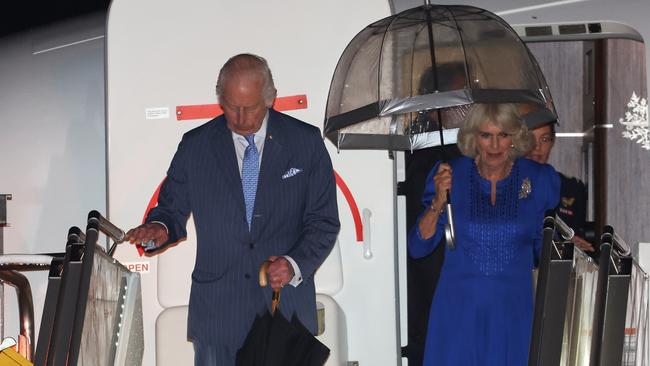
{"left": 209, "top": 118, "right": 246, "bottom": 218}
{"left": 253, "top": 111, "right": 292, "bottom": 235}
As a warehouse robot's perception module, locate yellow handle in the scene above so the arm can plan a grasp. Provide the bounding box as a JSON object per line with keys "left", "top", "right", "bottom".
{"left": 258, "top": 260, "right": 281, "bottom": 315}
{"left": 259, "top": 260, "right": 271, "bottom": 287}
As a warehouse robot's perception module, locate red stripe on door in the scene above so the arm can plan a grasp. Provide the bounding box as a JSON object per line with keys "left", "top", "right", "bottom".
{"left": 176, "top": 94, "right": 308, "bottom": 121}
{"left": 334, "top": 171, "right": 363, "bottom": 242}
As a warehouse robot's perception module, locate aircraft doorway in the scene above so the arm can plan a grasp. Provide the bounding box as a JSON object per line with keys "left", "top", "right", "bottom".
{"left": 399, "top": 24, "right": 649, "bottom": 366}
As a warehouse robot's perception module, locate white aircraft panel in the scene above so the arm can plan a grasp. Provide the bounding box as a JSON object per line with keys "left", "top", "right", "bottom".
{"left": 106, "top": 1, "right": 393, "bottom": 364}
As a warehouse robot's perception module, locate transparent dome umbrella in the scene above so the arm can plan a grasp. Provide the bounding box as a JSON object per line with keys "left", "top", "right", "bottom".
{"left": 323, "top": 3, "right": 558, "bottom": 249}
{"left": 323, "top": 3, "right": 558, "bottom": 152}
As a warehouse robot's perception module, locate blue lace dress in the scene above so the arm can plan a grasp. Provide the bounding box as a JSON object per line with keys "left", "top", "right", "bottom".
{"left": 408, "top": 156, "right": 559, "bottom": 366}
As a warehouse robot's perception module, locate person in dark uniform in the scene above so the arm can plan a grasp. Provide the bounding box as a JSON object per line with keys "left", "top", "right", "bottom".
{"left": 526, "top": 120, "right": 594, "bottom": 252}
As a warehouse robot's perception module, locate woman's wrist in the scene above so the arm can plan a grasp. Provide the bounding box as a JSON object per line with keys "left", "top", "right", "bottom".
{"left": 429, "top": 200, "right": 445, "bottom": 214}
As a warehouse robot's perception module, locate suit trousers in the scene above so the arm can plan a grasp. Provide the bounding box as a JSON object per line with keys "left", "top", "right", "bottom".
{"left": 193, "top": 341, "right": 236, "bottom": 366}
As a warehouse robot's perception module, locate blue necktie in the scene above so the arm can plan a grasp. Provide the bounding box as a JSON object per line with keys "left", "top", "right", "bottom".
{"left": 242, "top": 134, "right": 259, "bottom": 230}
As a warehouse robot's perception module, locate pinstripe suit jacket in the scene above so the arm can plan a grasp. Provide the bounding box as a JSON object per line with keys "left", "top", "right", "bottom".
{"left": 146, "top": 109, "right": 340, "bottom": 348}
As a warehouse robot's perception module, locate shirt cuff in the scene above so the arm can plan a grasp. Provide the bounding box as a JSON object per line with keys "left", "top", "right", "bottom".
{"left": 283, "top": 255, "right": 303, "bottom": 287}
{"left": 150, "top": 221, "right": 169, "bottom": 234}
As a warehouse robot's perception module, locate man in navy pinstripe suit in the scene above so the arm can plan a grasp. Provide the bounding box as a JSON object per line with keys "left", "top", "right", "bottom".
{"left": 126, "top": 53, "right": 340, "bottom": 365}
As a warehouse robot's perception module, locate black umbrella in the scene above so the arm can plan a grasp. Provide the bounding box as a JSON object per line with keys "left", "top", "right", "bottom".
{"left": 324, "top": 3, "right": 557, "bottom": 152}
{"left": 235, "top": 262, "right": 330, "bottom": 366}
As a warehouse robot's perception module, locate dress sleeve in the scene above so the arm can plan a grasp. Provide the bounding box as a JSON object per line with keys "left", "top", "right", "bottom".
{"left": 407, "top": 161, "right": 448, "bottom": 258}
{"left": 532, "top": 163, "right": 561, "bottom": 263}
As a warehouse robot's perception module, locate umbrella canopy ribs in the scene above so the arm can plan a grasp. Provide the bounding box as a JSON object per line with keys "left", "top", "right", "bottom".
{"left": 324, "top": 4, "right": 557, "bottom": 151}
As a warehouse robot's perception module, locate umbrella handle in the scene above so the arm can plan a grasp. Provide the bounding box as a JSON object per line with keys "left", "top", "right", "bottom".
{"left": 258, "top": 261, "right": 282, "bottom": 315}
{"left": 259, "top": 260, "right": 271, "bottom": 287}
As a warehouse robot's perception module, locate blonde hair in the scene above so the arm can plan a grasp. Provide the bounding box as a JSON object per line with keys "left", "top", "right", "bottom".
{"left": 457, "top": 103, "right": 534, "bottom": 159}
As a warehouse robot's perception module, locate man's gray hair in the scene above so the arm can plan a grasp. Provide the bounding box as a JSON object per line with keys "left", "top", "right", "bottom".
{"left": 457, "top": 103, "right": 534, "bottom": 160}
{"left": 215, "top": 53, "right": 277, "bottom": 104}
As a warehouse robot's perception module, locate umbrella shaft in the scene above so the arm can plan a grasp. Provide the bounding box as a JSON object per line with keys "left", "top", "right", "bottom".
{"left": 272, "top": 290, "right": 281, "bottom": 315}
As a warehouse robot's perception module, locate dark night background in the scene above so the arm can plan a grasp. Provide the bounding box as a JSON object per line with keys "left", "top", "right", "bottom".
{"left": 0, "top": 0, "right": 110, "bottom": 37}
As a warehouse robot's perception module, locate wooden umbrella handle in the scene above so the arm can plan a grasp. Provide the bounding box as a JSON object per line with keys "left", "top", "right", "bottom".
{"left": 258, "top": 260, "right": 271, "bottom": 286}
{"left": 258, "top": 261, "right": 281, "bottom": 315}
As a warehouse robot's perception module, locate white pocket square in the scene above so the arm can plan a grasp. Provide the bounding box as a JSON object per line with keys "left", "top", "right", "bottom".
{"left": 282, "top": 168, "right": 303, "bottom": 179}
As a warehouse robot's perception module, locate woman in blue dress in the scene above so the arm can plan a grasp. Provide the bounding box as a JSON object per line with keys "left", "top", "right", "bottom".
{"left": 408, "top": 103, "right": 560, "bottom": 365}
